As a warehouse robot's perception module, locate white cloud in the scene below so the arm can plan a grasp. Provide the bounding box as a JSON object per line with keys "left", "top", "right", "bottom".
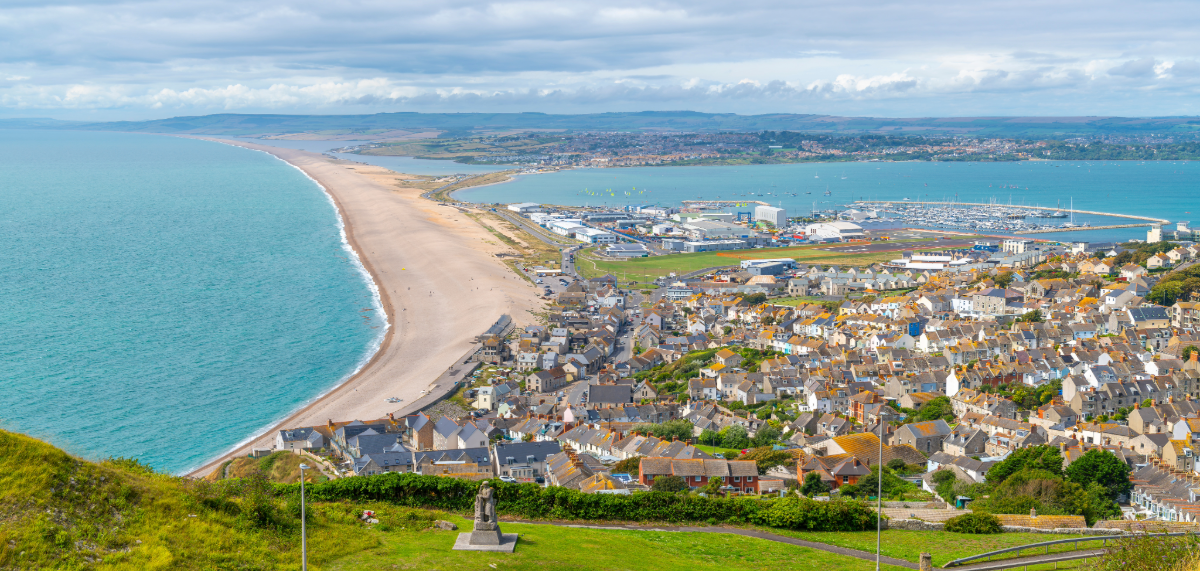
{"left": 1, "top": 0, "right": 1200, "bottom": 118}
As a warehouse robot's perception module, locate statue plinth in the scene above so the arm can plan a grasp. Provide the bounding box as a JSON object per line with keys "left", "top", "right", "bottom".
{"left": 452, "top": 482, "right": 518, "bottom": 553}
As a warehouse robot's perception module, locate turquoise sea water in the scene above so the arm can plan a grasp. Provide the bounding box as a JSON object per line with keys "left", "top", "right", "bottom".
{"left": 0, "top": 130, "right": 383, "bottom": 474}
{"left": 455, "top": 161, "right": 1200, "bottom": 242}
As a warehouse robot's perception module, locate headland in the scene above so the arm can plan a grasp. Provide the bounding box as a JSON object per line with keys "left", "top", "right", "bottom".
{"left": 186, "top": 140, "right": 543, "bottom": 477}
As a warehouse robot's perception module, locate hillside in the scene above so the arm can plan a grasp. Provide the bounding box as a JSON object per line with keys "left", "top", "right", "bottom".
{"left": 16, "top": 111, "right": 1200, "bottom": 137}
{"left": 0, "top": 429, "right": 904, "bottom": 570}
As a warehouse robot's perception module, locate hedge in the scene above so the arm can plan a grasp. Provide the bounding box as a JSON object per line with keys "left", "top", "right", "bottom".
{"left": 275, "top": 472, "right": 879, "bottom": 531}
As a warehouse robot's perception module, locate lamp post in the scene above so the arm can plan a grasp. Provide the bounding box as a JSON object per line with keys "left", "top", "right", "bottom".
{"left": 299, "top": 463, "right": 310, "bottom": 571}
{"left": 876, "top": 417, "right": 883, "bottom": 571}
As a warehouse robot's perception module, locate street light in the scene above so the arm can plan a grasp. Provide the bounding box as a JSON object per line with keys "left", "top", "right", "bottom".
{"left": 876, "top": 417, "right": 883, "bottom": 571}
{"left": 299, "top": 463, "right": 310, "bottom": 571}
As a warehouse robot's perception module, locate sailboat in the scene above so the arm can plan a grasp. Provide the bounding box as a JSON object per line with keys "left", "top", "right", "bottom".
{"left": 823, "top": 186, "right": 831, "bottom": 196}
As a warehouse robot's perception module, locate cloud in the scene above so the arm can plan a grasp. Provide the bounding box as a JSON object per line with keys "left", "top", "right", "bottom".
{"left": 1108, "top": 58, "right": 1158, "bottom": 78}
{"left": 1, "top": 0, "right": 1200, "bottom": 118}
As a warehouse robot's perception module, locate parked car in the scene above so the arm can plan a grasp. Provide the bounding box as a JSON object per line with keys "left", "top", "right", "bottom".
{"left": 499, "top": 476, "right": 518, "bottom": 483}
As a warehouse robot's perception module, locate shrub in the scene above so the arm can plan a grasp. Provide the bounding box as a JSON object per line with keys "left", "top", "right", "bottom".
{"left": 1094, "top": 531, "right": 1200, "bottom": 571}
{"left": 944, "top": 512, "right": 1002, "bottom": 534}
{"left": 276, "top": 472, "right": 877, "bottom": 531}
{"left": 751, "top": 497, "right": 879, "bottom": 531}
{"left": 651, "top": 475, "right": 688, "bottom": 493}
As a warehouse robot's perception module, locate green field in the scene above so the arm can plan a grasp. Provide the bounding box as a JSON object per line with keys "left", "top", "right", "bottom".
{"left": 576, "top": 239, "right": 963, "bottom": 282}
{"left": 764, "top": 528, "right": 1093, "bottom": 568}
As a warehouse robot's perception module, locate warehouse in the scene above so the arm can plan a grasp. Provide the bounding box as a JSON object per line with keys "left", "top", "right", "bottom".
{"left": 754, "top": 205, "right": 787, "bottom": 227}
{"left": 803, "top": 221, "right": 864, "bottom": 241}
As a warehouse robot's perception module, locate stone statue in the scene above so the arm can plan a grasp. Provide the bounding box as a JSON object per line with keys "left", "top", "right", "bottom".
{"left": 454, "top": 481, "right": 517, "bottom": 552}
{"left": 474, "top": 481, "right": 498, "bottom": 531}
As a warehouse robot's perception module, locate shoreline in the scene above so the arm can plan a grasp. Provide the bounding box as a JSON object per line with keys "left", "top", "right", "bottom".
{"left": 178, "top": 141, "right": 395, "bottom": 476}
{"left": 185, "top": 139, "right": 542, "bottom": 478}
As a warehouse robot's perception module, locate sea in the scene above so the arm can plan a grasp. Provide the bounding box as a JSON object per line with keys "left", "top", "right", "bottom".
{"left": 452, "top": 161, "right": 1200, "bottom": 243}
{"left": 0, "top": 130, "right": 385, "bottom": 474}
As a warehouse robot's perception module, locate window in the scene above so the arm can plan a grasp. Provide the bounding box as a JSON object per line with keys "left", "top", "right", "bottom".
{"left": 842, "top": 476, "right": 849, "bottom": 483}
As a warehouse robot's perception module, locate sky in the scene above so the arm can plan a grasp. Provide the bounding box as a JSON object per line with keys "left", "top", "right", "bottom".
{"left": 2, "top": 0, "right": 1200, "bottom": 120}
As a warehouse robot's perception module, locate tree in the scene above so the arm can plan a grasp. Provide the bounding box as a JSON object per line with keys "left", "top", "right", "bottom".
{"left": 986, "top": 446, "right": 1064, "bottom": 485}
{"left": 1183, "top": 346, "right": 1200, "bottom": 361}
{"left": 857, "top": 465, "right": 916, "bottom": 498}
{"left": 1064, "top": 449, "right": 1133, "bottom": 501}
{"left": 738, "top": 447, "right": 793, "bottom": 474}
{"left": 750, "top": 425, "right": 782, "bottom": 447}
{"left": 634, "top": 419, "right": 694, "bottom": 442}
{"left": 886, "top": 458, "right": 908, "bottom": 472}
{"left": 651, "top": 475, "right": 688, "bottom": 493}
{"left": 698, "top": 429, "right": 721, "bottom": 449}
{"left": 613, "top": 456, "right": 643, "bottom": 476}
{"left": 800, "top": 472, "right": 831, "bottom": 497}
{"left": 911, "top": 396, "right": 956, "bottom": 423}
{"left": 719, "top": 425, "right": 750, "bottom": 449}
{"left": 742, "top": 293, "right": 767, "bottom": 305}
{"left": 699, "top": 476, "right": 724, "bottom": 495}
{"left": 994, "top": 271, "right": 1014, "bottom": 288}
{"left": 1015, "top": 310, "right": 1043, "bottom": 323}
{"left": 723, "top": 325, "right": 733, "bottom": 336}
{"left": 1142, "top": 398, "right": 1154, "bottom": 408}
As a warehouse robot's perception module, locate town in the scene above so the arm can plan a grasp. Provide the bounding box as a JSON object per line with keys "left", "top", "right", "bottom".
{"left": 338, "top": 130, "right": 1200, "bottom": 167}
{"left": 256, "top": 197, "right": 1200, "bottom": 535}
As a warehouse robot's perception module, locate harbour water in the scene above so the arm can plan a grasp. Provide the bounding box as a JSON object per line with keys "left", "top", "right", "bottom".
{"left": 453, "top": 161, "right": 1200, "bottom": 242}
{"left": 0, "top": 130, "right": 384, "bottom": 473}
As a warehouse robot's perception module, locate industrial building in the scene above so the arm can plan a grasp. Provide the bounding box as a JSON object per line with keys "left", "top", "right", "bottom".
{"left": 802, "top": 221, "right": 864, "bottom": 241}
{"left": 547, "top": 219, "right": 586, "bottom": 237}
{"left": 605, "top": 243, "right": 649, "bottom": 257}
{"left": 682, "top": 239, "right": 748, "bottom": 253}
{"left": 507, "top": 202, "right": 542, "bottom": 213}
{"left": 754, "top": 205, "right": 787, "bottom": 227}
{"left": 682, "top": 220, "right": 752, "bottom": 240}
{"left": 575, "top": 227, "right": 617, "bottom": 244}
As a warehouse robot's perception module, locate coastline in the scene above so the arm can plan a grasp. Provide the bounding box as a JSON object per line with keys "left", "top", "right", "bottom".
{"left": 185, "top": 139, "right": 542, "bottom": 478}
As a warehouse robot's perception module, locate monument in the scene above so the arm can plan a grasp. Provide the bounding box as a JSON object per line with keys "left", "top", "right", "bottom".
{"left": 452, "top": 482, "right": 518, "bottom": 552}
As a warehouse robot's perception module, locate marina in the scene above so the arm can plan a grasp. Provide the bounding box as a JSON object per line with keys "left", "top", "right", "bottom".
{"left": 852, "top": 200, "right": 1170, "bottom": 234}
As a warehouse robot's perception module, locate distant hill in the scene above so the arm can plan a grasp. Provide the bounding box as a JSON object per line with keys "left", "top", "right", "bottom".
{"left": 12, "top": 111, "right": 1200, "bottom": 138}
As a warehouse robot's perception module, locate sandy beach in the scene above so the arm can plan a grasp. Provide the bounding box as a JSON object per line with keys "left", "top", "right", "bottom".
{"left": 187, "top": 140, "right": 543, "bottom": 477}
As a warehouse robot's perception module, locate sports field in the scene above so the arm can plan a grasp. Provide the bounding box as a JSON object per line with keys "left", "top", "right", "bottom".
{"left": 576, "top": 237, "right": 976, "bottom": 282}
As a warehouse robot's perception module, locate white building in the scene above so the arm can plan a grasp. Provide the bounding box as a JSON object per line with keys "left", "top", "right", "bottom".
{"left": 682, "top": 220, "right": 751, "bottom": 240}
{"left": 576, "top": 227, "right": 618, "bottom": 244}
{"left": 803, "top": 221, "right": 864, "bottom": 241}
{"left": 1002, "top": 239, "right": 1033, "bottom": 254}
{"left": 1148, "top": 225, "right": 1163, "bottom": 243}
{"left": 548, "top": 219, "right": 586, "bottom": 237}
{"left": 508, "top": 202, "right": 542, "bottom": 213}
{"left": 754, "top": 205, "right": 787, "bottom": 227}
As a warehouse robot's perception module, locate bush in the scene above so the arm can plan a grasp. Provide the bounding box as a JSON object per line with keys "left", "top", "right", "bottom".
{"left": 944, "top": 512, "right": 1002, "bottom": 534}
{"left": 751, "top": 497, "right": 879, "bottom": 531}
{"left": 651, "top": 475, "right": 688, "bottom": 493}
{"left": 613, "top": 456, "right": 643, "bottom": 476}
{"left": 1094, "top": 530, "right": 1200, "bottom": 571}
{"left": 275, "top": 472, "right": 877, "bottom": 531}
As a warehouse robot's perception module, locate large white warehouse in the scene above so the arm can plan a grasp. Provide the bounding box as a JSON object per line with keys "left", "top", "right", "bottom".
{"left": 754, "top": 205, "right": 787, "bottom": 227}
{"left": 803, "top": 221, "right": 864, "bottom": 241}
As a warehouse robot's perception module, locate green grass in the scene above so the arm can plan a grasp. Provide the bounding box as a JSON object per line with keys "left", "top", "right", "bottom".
{"left": 576, "top": 240, "right": 952, "bottom": 282}
{"left": 760, "top": 529, "right": 1093, "bottom": 568}
{"left": 328, "top": 514, "right": 910, "bottom": 571}
{"left": 771, "top": 296, "right": 828, "bottom": 306}
{"left": 693, "top": 443, "right": 746, "bottom": 458}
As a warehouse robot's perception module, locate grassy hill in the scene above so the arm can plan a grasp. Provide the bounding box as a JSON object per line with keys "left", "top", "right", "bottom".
{"left": 0, "top": 429, "right": 911, "bottom": 570}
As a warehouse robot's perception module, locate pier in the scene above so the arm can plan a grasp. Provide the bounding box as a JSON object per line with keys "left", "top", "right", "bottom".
{"left": 682, "top": 199, "right": 771, "bottom": 207}
{"left": 856, "top": 201, "right": 1169, "bottom": 225}
{"left": 1013, "top": 223, "right": 1153, "bottom": 235}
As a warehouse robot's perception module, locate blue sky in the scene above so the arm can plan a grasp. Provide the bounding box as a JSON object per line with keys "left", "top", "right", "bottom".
{"left": 2, "top": 0, "right": 1199, "bottom": 120}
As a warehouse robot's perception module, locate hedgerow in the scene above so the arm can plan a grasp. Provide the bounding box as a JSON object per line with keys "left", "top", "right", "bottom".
{"left": 275, "top": 472, "right": 879, "bottom": 531}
